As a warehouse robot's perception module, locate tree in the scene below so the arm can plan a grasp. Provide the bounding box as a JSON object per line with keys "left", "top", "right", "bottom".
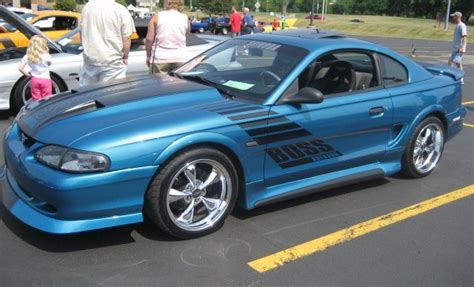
{"left": 54, "top": 0, "right": 77, "bottom": 11}
{"left": 199, "top": 0, "right": 232, "bottom": 16}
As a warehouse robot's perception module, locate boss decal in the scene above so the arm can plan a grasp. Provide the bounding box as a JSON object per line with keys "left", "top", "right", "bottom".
{"left": 267, "top": 139, "right": 343, "bottom": 169}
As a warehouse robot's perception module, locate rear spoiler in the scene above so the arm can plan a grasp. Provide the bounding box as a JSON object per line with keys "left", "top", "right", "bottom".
{"left": 417, "top": 62, "right": 464, "bottom": 81}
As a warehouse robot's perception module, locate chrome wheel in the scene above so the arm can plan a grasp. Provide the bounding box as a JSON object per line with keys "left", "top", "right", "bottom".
{"left": 166, "top": 159, "right": 232, "bottom": 232}
{"left": 21, "top": 79, "right": 60, "bottom": 104}
{"left": 413, "top": 123, "right": 444, "bottom": 174}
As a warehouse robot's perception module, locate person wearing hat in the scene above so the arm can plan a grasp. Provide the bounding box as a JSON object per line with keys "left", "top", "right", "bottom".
{"left": 448, "top": 11, "right": 467, "bottom": 71}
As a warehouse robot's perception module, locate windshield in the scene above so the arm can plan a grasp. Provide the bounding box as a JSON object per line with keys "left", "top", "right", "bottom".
{"left": 175, "top": 39, "right": 308, "bottom": 103}
{"left": 55, "top": 28, "right": 82, "bottom": 54}
{"left": 1, "top": 13, "right": 36, "bottom": 32}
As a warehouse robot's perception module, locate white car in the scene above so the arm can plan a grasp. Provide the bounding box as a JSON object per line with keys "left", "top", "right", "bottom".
{"left": 0, "top": 6, "right": 224, "bottom": 111}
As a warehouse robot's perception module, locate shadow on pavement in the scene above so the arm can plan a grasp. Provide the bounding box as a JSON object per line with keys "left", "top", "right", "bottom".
{"left": 0, "top": 110, "right": 12, "bottom": 121}
{"left": 0, "top": 205, "right": 178, "bottom": 252}
{"left": 0, "top": 178, "right": 391, "bottom": 252}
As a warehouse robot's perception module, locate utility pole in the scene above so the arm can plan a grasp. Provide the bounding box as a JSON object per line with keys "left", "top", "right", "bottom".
{"left": 309, "top": 0, "right": 315, "bottom": 27}
{"left": 444, "top": 0, "right": 451, "bottom": 30}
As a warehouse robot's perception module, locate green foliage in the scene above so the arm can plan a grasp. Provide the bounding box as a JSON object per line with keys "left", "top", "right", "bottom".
{"left": 54, "top": 0, "right": 77, "bottom": 11}
{"left": 198, "top": 0, "right": 233, "bottom": 16}
{"left": 188, "top": 0, "right": 472, "bottom": 21}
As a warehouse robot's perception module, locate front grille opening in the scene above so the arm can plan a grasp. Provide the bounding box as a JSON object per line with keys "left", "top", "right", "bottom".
{"left": 34, "top": 202, "right": 58, "bottom": 214}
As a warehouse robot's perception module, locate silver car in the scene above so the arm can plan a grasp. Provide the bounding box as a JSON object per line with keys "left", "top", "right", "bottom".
{"left": 0, "top": 6, "right": 224, "bottom": 111}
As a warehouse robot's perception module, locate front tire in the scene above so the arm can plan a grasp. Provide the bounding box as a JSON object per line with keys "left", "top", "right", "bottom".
{"left": 11, "top": 74, "right": 67, "bottom": 112}
{"left": 145, "top": 148, "right": 238, "bottom": 239}
{"left": 401, "top": 117, "right": 445, "bottom": 178}
{"left": 221, "top": 27, "right": 229, "bottom": 35}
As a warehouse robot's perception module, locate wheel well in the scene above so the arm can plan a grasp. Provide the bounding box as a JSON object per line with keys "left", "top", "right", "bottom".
{"left": 50, "top": 71, "right": 68, "bottom": 90}
{"left": 152, "top": 142, "right": 246, "bottom": 197}
{"left": 426, "top": 111, "right": 448, "bottom": 132}
{"left": 9, "top": 72, "right": 68, "bottom": 109}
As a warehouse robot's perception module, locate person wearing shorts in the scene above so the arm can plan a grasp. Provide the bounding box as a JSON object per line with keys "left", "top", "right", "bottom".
{"left": 80, "top": 0, "right": 136, "bottom": 86}
{"left": 448, "top": 11, "right": 468, "bottom": 71}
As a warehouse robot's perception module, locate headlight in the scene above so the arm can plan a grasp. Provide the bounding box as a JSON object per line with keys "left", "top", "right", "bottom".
{"left": 35, "top": 145, "right": 110, "bottom": 173}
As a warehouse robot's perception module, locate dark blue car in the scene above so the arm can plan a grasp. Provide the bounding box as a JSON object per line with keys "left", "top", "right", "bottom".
{"left": 0, "top": 29, "right": 466, "bottom": 239}
{"left": 191, "top": 17, "right": 215, "bottom": 33}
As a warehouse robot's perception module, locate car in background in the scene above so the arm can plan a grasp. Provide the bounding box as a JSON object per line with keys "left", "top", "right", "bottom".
{"left": 191, "top": 17, "right": 215, "bottom": 33}
{"left": 0, "top": 29, "right": 465, "bottom": 239}
{"left": 0, "top": 6, "right": 224, "bottom": 111}
{"left": 0, "top": 9, "right": 80, "bottom": 49}
{"left": 211, "top": 16, "right": 263, "bottom": 35}
{"left": 210, "top": 16, "right": 230, "bottom": 35}
{"left": 0, "top": 7, "right": 33, "bottom": 26}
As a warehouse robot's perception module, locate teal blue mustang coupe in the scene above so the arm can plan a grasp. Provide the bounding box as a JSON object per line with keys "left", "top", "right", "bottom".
{"left": 0, "top": 30, "right": 466, "bottom": 239}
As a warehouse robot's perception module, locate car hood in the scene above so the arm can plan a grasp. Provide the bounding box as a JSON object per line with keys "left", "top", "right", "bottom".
{"left": 0, "top": 6, "right": 62, "bottom": 53}
{"left": 17, "top": 74, "right": 239, "bottom": 147}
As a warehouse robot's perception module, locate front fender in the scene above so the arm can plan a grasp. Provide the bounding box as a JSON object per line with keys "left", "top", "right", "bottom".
{"left": 153, "top": 132, "right": 246, "bottom": 165}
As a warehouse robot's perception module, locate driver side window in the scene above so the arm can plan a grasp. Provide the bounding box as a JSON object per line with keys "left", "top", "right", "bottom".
{"left": 299, "top": 51, "right": 380, "bottom": 96}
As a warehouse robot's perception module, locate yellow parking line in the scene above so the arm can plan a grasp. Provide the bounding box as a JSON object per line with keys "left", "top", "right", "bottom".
{"left": 248, "top": 185, "right": 474, "bottom": 273}
{"left": 464, "top": 123, "right": 474, "bottom": 128}
{"left": 462, "top": 101, "right": 474, "bottom": 105}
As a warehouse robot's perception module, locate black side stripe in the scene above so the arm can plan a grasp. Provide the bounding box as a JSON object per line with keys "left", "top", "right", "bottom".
{"left": 0, "top": 38, "right": 16, "bottom": 49}
{"left": 238, "top": 117, "right": 287, "bottom": 129}
{"left": 229, "top": 111, "right": 276, "bottom": 121}
{"left": 246, "top": 122, "right": 301, "bottom": 137}
{"left": 280, "top": 158, "right": 315, "bottom": 169}
{"left": 254, "top": 129, "right": 312, "bottom": 145}
{"left": 204, "top": 102, "right": 241, "bottom": 110}
{"left": 217, "top": 106, "right": 263, "bottom": 115}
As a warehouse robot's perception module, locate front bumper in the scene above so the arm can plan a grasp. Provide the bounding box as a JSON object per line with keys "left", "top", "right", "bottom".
{"left": 0, "top": 166, "right": 145, "bottom": 234}
{"left": 0, "top": 124, "right": 159, "bottom": 234}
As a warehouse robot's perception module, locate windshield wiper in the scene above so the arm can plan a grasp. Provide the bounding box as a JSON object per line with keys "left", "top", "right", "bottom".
{"left": 181, "top": 75, "right": 236, "bottom": 100}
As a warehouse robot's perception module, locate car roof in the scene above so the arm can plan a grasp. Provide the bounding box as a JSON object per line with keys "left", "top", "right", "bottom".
{"left": 34, "top": 10, "right": 80, "bottom": 18}
{"left": 245, "top": 28, "right": 373, "bottom": 51}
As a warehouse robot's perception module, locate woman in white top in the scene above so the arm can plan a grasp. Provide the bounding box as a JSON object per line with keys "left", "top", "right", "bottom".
{"left": 18, "top": 35, "right": 52, "bottom": 101}
{"left": 145, "top": 0, "right": 190, "bottom": 74}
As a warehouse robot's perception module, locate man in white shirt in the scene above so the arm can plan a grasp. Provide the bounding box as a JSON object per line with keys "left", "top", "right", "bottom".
{"left": 448, "top": 11, "right": 468, "bottom": 71}
{"left": 80, "top": 0, "right": 136, "bottom": 86}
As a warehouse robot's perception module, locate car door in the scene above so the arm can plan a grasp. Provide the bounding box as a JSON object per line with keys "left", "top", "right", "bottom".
{"left": 33, "top": 15, "right": 78, "bottom": 43}
{"left": 264, "top": 50, "right": 394, "bottom": 186}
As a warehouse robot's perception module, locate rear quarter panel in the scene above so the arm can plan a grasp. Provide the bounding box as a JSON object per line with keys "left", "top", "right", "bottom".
{"left": 386, "top": 74, "right": 462, "bottom": 148}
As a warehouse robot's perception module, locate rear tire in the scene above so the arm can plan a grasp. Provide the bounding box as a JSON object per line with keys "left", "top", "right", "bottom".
{"left": 198, "top": 27, "right": 205, "bottom": 33}
{"left": 221, "top": 27, "right": 229, "bottom": 35}
{"left": 11, "top": 74, "right": 67, "bottom": 112}
{"left": 144, "top": 148, "right": 238, "bottom": 239}
{"left": 401, "top": 117, "right": 445, "bottom": 178}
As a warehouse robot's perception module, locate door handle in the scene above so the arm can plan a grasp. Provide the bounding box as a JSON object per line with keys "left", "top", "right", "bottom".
{"left": 369, "top": 107, "right": 385, "bottom": 116}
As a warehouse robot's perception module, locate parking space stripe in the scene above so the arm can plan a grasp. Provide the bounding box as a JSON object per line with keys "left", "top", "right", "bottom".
{"left": 462, "top": 101, "right": 474, "bottom": 105}
{"left": 463, "top": 123, "right": 474, "bottom": 128}
{"left": 247, "top": 184, "right": 474, "bottom": 273}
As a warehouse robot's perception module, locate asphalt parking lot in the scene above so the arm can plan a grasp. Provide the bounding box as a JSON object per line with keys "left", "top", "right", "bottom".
{"left": 0, "top": 37, "right": 473, "bottom": 286}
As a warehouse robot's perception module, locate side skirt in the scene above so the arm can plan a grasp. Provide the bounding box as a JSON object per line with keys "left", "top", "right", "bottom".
{"left": 253, "top": 169, "right": 385, "bottom": 208}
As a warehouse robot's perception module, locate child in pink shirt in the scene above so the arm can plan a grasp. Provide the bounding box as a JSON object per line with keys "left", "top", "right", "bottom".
{"left": 18, "top": 35, "right": 52, "bottom": 101}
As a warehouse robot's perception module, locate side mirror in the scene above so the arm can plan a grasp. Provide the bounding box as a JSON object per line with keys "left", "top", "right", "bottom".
{"left": 281, "top": 87, "right": 324, "bottom": 105}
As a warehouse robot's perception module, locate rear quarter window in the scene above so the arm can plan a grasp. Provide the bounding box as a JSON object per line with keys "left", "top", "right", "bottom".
{"left": 378, "top": 54, "right": 408, "bottom": 86}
